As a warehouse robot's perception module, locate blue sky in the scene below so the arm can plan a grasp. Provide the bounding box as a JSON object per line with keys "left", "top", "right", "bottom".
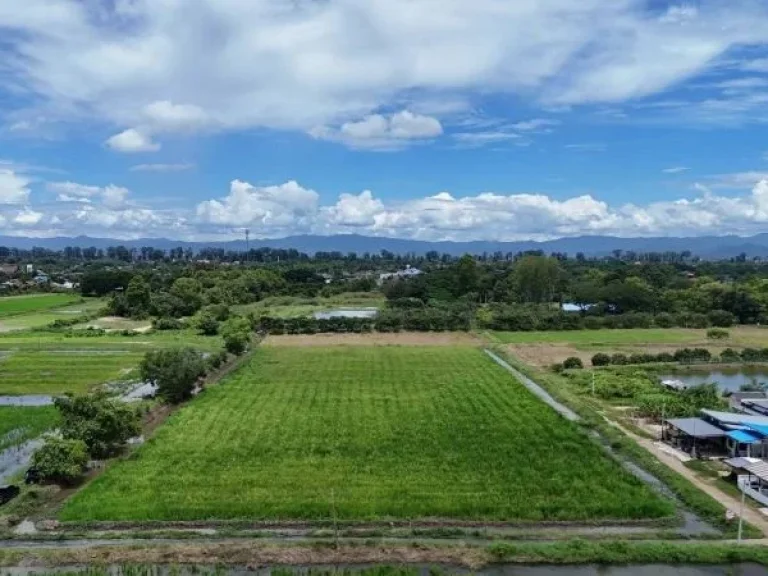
{"left": 1, "top": 0, "right": 768, "bottom": 241}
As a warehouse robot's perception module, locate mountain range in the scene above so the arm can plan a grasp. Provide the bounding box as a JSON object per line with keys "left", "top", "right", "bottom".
{"left": 1, "top": 233, "right": 768, "bottom": 259}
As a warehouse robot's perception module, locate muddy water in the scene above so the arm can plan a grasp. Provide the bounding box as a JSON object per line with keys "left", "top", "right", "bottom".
{"left": 1, "top": 565, "right": 766, "bottom": 576}
{"left": 660, "top": 367, "right": 768, "bottom": 393}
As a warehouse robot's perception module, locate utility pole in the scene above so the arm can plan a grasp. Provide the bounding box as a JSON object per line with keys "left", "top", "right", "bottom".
{"left": 591, "top": 370, "right": 596, "bottom": 396}
{"left": 738, "top": 483, "right": 746, "bottom": 543}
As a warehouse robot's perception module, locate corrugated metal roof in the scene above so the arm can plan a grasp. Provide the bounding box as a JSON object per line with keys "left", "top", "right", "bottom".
{"left": 701, "top": 409, "right": 768, "bottom": 427}
{"left": 724, "top": 457, "right": 768, "bottom": 482}
{"left": 746, "top": 424, "right": 768, "bottom": 437}
{"left": 666, "top": 417, "right": 726, "bottom": 438}
{"left": 727, "top": 430, "right": 762, "bottom": 444}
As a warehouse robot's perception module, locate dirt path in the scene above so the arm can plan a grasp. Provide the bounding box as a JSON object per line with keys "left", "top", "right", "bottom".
{"left": 609, "top": 418, "right": 768, "bottom": 536}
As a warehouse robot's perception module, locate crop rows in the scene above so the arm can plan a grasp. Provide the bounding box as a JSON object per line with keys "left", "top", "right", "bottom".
{"left": 0, "top": 350, "right": 144, "bottom": 395}
{"left": 61, "top": 346, "right": 672, "bottom": 522}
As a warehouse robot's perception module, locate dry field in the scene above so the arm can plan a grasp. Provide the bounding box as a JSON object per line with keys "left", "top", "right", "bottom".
{"left": 264, "top": 331, "right": 482, "bottom": 347}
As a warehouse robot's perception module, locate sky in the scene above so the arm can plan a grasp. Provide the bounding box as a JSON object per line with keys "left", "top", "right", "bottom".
{"left": 1, "top": 0, "right": 768, "bottom": 242}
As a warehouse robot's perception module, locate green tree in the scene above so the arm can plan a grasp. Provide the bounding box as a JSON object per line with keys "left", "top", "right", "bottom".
{"left": 454, "top": 255, "right": 479, "bottom": 297}
{"left": 124, "top": 275, "right": 151, "bottom": 318}
{"left": 221, "top": 317, "right": 251, "bottom": 355}
{"left": 170, "top": 277, "right": 204, "bottom": 315}
{"left": 141, "top": 347, "right": 207, "bottom": 404}
{"left": 197, "top": 312, "right": 220, "bottom": 336}
{"left": 512, "top": 256, "right": 561, "bottom": 303}
{"left": 55, "top": 394, "right": 141, "bottom": 459}
{"left": 32, "top": 437, "right": 88, "bottom": 485}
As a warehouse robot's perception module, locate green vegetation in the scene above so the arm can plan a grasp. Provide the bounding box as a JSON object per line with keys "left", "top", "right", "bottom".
{"left": 0, "top": 293, "right": 80, "bottom": 317}
{"left": 31, "top": 437, "right": 88, "bottom": 485}
{"left": 494, "top": 329, "right": 705, "bottom": 345}
{"left": 0, "top": 350, "right": 144, "bottom": 395}
{"left": 61, "top": 346, "right": 671, "bottom": 522}
{"left": 0, "top": 406, "right": 58, "bottom": 451}
{"left": 140, "top": 347, "right": 207, "bottom": 404}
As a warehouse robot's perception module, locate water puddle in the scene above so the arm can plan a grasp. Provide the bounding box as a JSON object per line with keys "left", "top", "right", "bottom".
{"left": 0, "top": 395, "right": 54, "bottom": 406}
{"left": 313, "top": 308, "right": 378, "bottom": 320}
{"left": 0, "top": 438, "right": 43, "bottom": 484}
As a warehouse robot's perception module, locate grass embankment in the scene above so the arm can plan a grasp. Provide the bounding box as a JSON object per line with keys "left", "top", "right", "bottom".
{"left": 0, "top": 350, "right": 144, "bottom": 395}
{"left": 0, "top": 406, "right": 58, "bottom": 451}
{"left": 491, "top": 347, "right": 761, "bottom": 538}
{"left": 60, "top": 346, "right": 671, "bottom": 522}
{"left": 0, "top": 329, "right": 224, "bottom": 352}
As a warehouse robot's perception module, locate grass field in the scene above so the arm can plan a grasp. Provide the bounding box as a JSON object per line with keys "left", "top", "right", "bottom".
{"left": 492, "top": 329, "right": 706, "bottom": 345}
{"left": 0, "top": 294, "right": 81, "bottom": 317}
{"left": 0, "top": 299, "right": 105, "bottom": 332}
{"left": 60, "top": 346, "right": 672, "bottom": 522}
{"left": 0, "top": 329, "right": 224, "bottom": 352}
{"left": 0, "top": 406, "right": 58, "bottom": 451}
{"left": 0, "top": 350, "right": 144, "bottom": 395}
{"left": 234, "top": 293, "right": 384, "bottom": 319}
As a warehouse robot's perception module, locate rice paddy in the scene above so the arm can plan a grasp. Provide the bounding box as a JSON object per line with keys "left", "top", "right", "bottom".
{"left": 0, "top": 349, "right": 144, "bottom": 395}
{"left": 0, "top": 406, "right": 58, "bottom": 451}
{"left": 0, "top": 293, "right": 81, "bottom": 317}
{"left": 60, "top": 346, "right": 673, "bottom": 522}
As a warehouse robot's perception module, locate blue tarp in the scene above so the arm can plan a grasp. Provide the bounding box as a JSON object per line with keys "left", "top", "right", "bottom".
{"left": 745, "top": 423, "right": 768, "bottom": 437}
{"left": 728, "top": 429, "right": 762, "bottom": 444}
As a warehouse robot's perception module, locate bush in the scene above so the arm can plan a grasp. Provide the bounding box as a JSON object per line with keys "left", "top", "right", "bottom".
{"left": 708, "top": 309, "right": 736, "bottom": 328}
{"left": 32, "top": 438, "right": 88, "bottom": 485}
{"left": 721, "top": 348, "right": 741, "bottom": 363}
{"left": 654, "top": 312, "right": 675, "bottom": 328}
{"left": 153, "top": 317, "right": 183, "bottom": 330}
{"left": 611, "top": 353, "right": 629, "bottom": 366}
{"left": 563, "top": 357, "right": 584, "bottom": 370}
{"left": 591, "top": 353, "right": 611, "bottom": 367}
{"left": 707, "top": 328, "right": 730, "bottom": 340}
{"left": 54, "top": 394, "right": 141, "bottom": 459}
{"left": 197, "top": 312, "right": 220, "bottom": 336}
{"left": 221, "top": 317, "right": 251, "bottom": 355}
{"left": 141, "top": 347, "right": 207, "bottom": 404}
{"left": 655, "top": 352, "right": 675, "bottom": 363}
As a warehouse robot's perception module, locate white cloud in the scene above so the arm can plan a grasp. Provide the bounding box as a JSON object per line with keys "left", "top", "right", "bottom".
{"left": 3, "top": 0, "right": 766, "bottom": 145}
{"left": 0, "top": 169, "right": 31, "bottom": 204}
{"left": 14, "top": 208, "right": 43, "bottom": 226}
{"left": 710, "top": 171, "right": 768, "bottom": 188}
{"left": 196, "top": 180, "right": 319, "bottom": 229}
{"left": 312, "top": 111, "right": 442, "bottom": 150}
{"left": 105, "top": 129, "right": 161, "bottom": 153}
{"left": 321, "top": 191, "right": 385, "bottom": 227}
{"left": 565, "top": 143, "right": 606, "bottom": 152}
{"left": 130, "top": 163, "right": 194, "bottom": 172}
{"left": 511, "top": 119, "right": 560, "bottom": 132}
{"left": 48, "top": 181, "right": 130, "bottom": 209}
{"left": 740, "top": 58, "right": 768, "bottom": 73}
{"left": 663, "top": 166, "right": 690, "bottom": 174}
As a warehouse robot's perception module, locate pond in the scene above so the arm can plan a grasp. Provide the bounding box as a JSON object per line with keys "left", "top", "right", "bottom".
{"left": 313, "top": 308, "right": 378, "bottom": 320}
{"left": 659, "top": 367, "right": 768, "bottom": 393}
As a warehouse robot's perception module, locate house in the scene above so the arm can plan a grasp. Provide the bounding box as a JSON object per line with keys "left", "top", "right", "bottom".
{"left": 663, "top": 409, "right": 768, "bottom": 459}
{"left": 33, "top": 272, "right": 49, "bottom": 284}
{"left": 0, "top": 264, "right": 18, "bottom": 276}
{"left": 377, "top": 266, "right": 423, "bottom": 285}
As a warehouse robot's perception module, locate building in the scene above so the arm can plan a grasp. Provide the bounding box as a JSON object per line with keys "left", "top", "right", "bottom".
{"left": 33, "top": 272, "right": 49, "bottom": 285}
{"left": 377, "top": 266, "right": 423, "bottom": 285}
{"left": 664, "top": 409, "right": 768, "bottom": 459}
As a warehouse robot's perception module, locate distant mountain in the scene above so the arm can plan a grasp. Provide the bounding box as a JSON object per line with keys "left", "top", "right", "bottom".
{"left": 2, "top": 233, "right": 768, "bottom": 259}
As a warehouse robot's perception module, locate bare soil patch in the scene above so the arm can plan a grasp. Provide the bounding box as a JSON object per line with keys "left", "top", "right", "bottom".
{"left": 264, "top": 332, "right": 481, "bottom": 347}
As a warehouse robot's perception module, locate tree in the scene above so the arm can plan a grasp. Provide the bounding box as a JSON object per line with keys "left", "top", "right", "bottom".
{"left": 55, "top": 394, "right": 141, "bottom": 459}
{"left": 221, "top": 317, "right": 251, "bottom": 355}
{"left": 591, "top": 353, "right": 611, "bottom": 367}
{"left": 141, "top": 347, "right": 207, "bottom": 404}
{"left": 512, "top": 256, "right": 561, "bottom": 303}
{"left": 124, "top": 275, "right": 152, "bottom": 318}
{"left": 454, "top": 255, "right": 479, "bottom": 297}
{"left": 563, "top": 357, "right": 584, "bottom": 369}
{"left": 170, "top": 277, "right": 204, "bottom": 315}
{"left": 197, "top": 312, "right": 220, "bottom": 336}
{"left": 32, "top": 438, "right": 88, "bottom": 485}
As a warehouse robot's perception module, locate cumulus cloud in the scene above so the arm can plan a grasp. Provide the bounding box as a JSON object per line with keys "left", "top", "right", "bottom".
{"left": 196, "top": 180, "right": 319, "bottom": 230}
{"left": 13, "top": 208, "right": 43, "bottom": 226}
{"left": 105, "top": 129, "right": 161, "bottom": 153}
{"left": 3, "top": 0, "right": 766, "bottom": 146}
{"left": 311, "top": 111, "right": 442, "bottom": 150}
{"left": 48, "top": 181, "right": 130, "bottom": 209}
{"left": 0, "top": 169, "right": 31, "bottom": 204}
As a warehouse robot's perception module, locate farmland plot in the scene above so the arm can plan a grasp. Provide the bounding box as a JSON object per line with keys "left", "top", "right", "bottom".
{"left": 0, "top": 406, "right": 58, "bottom": 451}
{"left": 0, "top": 350, "right": 143, "bottom": 395}
{"left": 61, "top": 346, "right": 673, "bottom": 522}
{"left": 0, "top": 294, "right": 81, "bottom": 317}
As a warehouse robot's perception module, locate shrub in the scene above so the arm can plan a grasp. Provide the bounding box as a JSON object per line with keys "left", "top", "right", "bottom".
{"left": 563, "top": 357, "right": 584, "bottom": 370}
{"left": 654, "top": 312, "right": 675, "bottom": 328}
{"left": 141, "top": 347, "right": 207, "bottom": 404}
{"left": 551, "top": 363, "right": 564, "bottom": 373}
{"left": 32, "top": 438, "right": 88, "bottom": 485}
{"left": 153, "top": 317, "right": 183, "bottom": 330}
{"left": 221, "top": 317, "right": 251, "bottom": 355}
{"left": 655, "top": 352, "right": 675, "bottom": 363}
{"left": 591, "top": 353, "right": 611, "bottom": 367}
{"left": 720, "top": 348, "right": 741, "bottom": 363}
{"left": 707, "top": 328, "right": 730, "bottom": 340}
{"left": 583, "top": 316, "right": 603, "bottom": 330}
{"left": 54, "top": 394, "right": 141, "bottom": 459}
{"left": 204, "top": 304, "right": 231, "bottom": 322}
{"left": 223, "top": 330, "right": 249, "bottom": 355}
{"left": 708, "top": 309, "right": 736, "bottom": 328}
{"left": 197, "top": 312, "right": 220, "bottom": 336}
{"left": 611, "top": 353, "right": 629, "bottom": 366}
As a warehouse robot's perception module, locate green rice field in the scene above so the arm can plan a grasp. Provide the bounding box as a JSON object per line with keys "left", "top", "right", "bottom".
{"left": 0, "top": 350, "right": 144, "bottom": 395}
{"left": 493, "top": 329, "right": 710, "bottom": 346}
{"left": 0, "top": 406, "right": 58, "bottom": 451}
{"left": 0, "top": 293, "right": 81, "bottom": 317}
{"left": 60, "top": 346, "right": 673, "bottom": 522}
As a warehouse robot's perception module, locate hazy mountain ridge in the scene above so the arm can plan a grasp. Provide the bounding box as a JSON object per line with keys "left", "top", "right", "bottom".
{"left": 1, "top": 233, "right": 767, "bottom": 258}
